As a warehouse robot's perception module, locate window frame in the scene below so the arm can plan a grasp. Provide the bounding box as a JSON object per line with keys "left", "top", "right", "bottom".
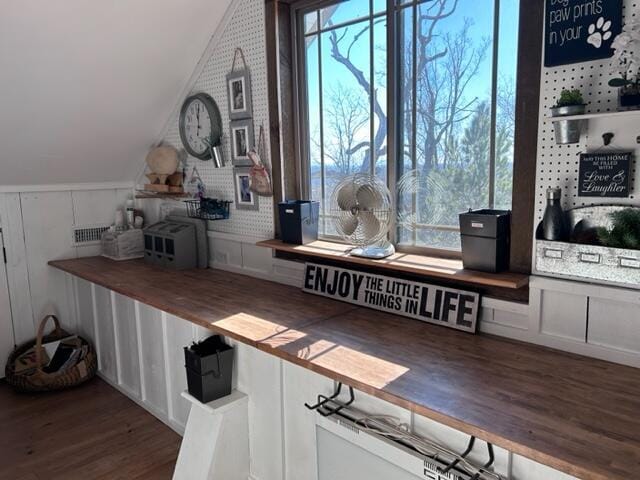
{"left": 283, "top": 0, "right": 540, "bottom": 269}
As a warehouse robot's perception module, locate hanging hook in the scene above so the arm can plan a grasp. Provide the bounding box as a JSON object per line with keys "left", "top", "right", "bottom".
{"left": 602, "top": 132, "right": 614, "bottom": 146}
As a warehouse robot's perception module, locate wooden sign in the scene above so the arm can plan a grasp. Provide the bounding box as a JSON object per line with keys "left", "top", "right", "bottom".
{"left": 578, "top": 152, "right": 631, "bottom": 197}
{"left": 544, "top": 0, "right": 622, "bottom": 67}
{"left": 302, "top": 263, "right": 480, "bottom": 333}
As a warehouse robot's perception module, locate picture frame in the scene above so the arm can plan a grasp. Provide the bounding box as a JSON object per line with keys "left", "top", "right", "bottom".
{"left": 233, "top": 166, "right": 259, "bottom": 211}
{"left": 226, "top": 69, "right": 253, "bottom": 120}
{"left": 229, "top": 119, "right": 254, "bottom": 166}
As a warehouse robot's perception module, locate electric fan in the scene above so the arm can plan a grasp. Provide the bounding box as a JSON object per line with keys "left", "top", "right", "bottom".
{"left": 329, "top": 174, "right": 395, "bottom": 259}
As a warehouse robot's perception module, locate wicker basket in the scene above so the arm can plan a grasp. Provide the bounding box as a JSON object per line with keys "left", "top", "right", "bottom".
{"left": 5, "top": 315, "right": 97, "bottom": 393}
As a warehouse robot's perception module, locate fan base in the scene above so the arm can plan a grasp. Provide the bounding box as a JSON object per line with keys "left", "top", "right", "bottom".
{"left": 350, "top": 243, "right": 395, "bottom": 259}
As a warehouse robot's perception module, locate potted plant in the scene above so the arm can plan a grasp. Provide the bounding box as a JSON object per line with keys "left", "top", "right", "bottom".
{"left": 550, "top": 88, "right": 586, "bottom": 144}
{"left": 608, "top": 21, "right": 640, "bottom": 110}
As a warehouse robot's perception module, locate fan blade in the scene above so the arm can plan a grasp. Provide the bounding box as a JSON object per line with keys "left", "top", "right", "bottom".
{"left": 336, "top": 182, "right": 358, "bottom": 211}
{"left": 359, "top": 211, "right": 380, "bottom": 240}
{"left": 337, "top": 211, "right": 359, "bottom": 236}
{"left": 356, "top": 184, "right": 383, "bottom": 210}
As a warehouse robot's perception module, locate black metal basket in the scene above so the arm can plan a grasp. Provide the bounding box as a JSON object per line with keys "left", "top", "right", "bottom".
{"left": 184, "top": 198, "right": 231, "bottom": 221}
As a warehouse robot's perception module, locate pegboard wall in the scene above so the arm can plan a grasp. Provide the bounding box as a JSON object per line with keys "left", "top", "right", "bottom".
{"left": 162, "top": 0, "right": 274, "bottom": 240}
{"left": 535, "top": 0, "right": 639, "bottom": 223}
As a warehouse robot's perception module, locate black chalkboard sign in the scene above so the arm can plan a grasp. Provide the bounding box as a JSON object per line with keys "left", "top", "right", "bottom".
{"left": 578, "top": 152, "right": 631, "bottom": 197}
{"left": 545, "top": 0, "right": 622, "bottom": 67}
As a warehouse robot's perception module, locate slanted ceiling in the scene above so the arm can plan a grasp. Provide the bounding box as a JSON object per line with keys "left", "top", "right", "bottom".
{"left": 0, "top": 0, "right": 233, "bottom": 186}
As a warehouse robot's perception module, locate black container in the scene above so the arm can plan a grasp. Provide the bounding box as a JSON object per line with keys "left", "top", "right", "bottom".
{"left": 184, "top": 335, "right": 234, "bottom": 404}
{"left": 278, "top": 200, "right": 320, "bottom": 245}
{"left": 459, "top": 209, "right": 511, "bottom": 273}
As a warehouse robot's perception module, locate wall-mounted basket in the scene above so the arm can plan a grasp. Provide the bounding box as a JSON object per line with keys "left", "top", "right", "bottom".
{"left": 184, "top": 198, "right": 231, "bottom": 221}
{"left": 535, "top": 205, "right": 640, "bottom": 288}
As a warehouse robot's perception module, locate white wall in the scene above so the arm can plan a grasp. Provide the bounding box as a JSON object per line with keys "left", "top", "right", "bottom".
{"left": 138, "top": 0, "right": 274, "bottom": 241}
{"left": 0, "top": 185, "right": 133, "bottom": 345}
{"left": 0, "top": 0, "right": 233, "bottom": 186}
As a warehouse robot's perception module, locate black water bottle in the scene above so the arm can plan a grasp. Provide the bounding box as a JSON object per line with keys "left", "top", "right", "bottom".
{"left": 542, "top": 187, "right": 567, "bottom": 241}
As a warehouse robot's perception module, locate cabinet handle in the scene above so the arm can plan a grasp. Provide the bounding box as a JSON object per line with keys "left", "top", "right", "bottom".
{"left": 579, "top": 253, "right": 601, "bottom": 264}
{"left": 544, "top": 248, "right": 563, "bottom": 259}
{"left": 619, "top": 257, "right": 640, "bottom": 269}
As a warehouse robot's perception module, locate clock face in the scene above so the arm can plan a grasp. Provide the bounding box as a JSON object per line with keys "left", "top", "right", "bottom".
{"left": 182, "top": 98, "right": 212, "bottom": 157}
{"left": 179, "top": 93, "right": 222, "bottom": 160}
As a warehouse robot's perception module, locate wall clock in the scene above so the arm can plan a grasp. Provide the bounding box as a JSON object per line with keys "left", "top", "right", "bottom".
{"left": 179, "top": 93, "right": 223, "bottom": 160}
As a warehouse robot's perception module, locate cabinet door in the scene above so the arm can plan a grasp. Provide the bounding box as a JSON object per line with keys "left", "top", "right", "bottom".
{"left": 113, "top": 292, "right": 141, "bottom": 398}
{"left": 164, "top": 313, "right": 193, "bottom": 429}
{"left": 0, "top": 229, "right": 14, "bottom": 377}
{"left": 75, "top": 279, "right": 96, "bottom": 344}
{"left": 282, "top": 362, "right": 334, "bottom": 480}
{"left": 588, "top": 298, "right": 640, "bottom": 354}
{"left": 137, "top": 303, "right": 168, "bottom": 416}
{"left": 235, "top": 342, "right": 284, "bottom": 480}
{"left": 540, "top": 290, "right": 587, "bottom": 341}
{"left": 94, "top": 285, "right": 117, "bottom": 383}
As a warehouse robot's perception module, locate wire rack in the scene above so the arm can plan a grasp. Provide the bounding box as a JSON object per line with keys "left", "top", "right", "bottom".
{"left": 184, "top": 198, "right": 232, "bottom": 221}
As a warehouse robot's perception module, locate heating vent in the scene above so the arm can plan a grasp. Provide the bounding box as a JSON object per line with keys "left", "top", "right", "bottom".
{"left": 72, "top": 225, "right": 110, "bottom": 246}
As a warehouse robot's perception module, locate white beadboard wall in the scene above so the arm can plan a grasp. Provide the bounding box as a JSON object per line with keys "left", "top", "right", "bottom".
{"left": 146, "top": 0, "right": 274, "bottom": 241}
{"left": 0, "top": 185, "right": 133, "bottom": 345}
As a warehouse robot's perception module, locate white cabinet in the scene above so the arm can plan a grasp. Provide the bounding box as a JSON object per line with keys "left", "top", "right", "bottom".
{"left": 66, "top": 273, "right": 588, "bottom": 480}
{"left": 75, "top": 278, "right": 95, "bottom": 343}
{"left": 540, "top": 290, "right": 587, "bottom": 341}
{"left": 137, "top": 302, "right": 168, "bottom": 416}
{"left": 93, "top": 285, "right": 117, "bottom": 383}
{"left": 112, "top": 292, "right": 141, "bottom": 397}
{"left": 164, "top": 313, "right": 193, "bottom": 428}
{"left": 588, "top": 298, "right": 640, "bottom": 354}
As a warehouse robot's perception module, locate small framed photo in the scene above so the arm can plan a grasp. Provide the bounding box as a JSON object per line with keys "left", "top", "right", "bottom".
{"left": 233, "top": 167, "right": 258, "bottom": 211}
{"left": 229, "top": 119, "right": 254, "bottom": 166}
{"left": 226, "top": 70, "right": 253, "bottom": 120}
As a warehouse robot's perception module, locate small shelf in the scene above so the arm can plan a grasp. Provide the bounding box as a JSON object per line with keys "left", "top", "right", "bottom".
{"left": 256, "top": 239, "right": 529, "bottom": 290}
{"left": 544, "top": 109, "right": 640, "bottom": 122}
{"left": 135, "top": 191, "right": 190, "bottom": 200}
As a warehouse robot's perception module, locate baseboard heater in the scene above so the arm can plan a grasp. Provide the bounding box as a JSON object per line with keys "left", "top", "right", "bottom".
{"left": 309, "top": 384, "right": 504, "bottom": 480}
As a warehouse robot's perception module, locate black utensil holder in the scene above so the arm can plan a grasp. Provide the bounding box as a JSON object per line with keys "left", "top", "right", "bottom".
{"left": 184, "top": 335, "right": 234, "bottom": 403}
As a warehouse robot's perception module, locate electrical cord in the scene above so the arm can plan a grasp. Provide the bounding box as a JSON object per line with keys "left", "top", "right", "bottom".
{"left": 352, "top": 414, "right": 505, "bottom": 480}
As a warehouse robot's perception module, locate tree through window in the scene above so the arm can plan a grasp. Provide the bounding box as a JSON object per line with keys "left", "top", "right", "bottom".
{"left": 298, "top": 0, "right": 519, "bottom": 251}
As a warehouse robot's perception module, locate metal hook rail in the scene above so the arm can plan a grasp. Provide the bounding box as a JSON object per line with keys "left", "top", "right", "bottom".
{"left": 304, "top": 383, "right": 502, "bottom": 480}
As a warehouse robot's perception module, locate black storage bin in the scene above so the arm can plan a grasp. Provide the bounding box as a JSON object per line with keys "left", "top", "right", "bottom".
{"left": 278, "top": 200, "right": 319, "bottom": 245}
{"left": 459, "top": 209, "right": 511, "bottom": 273}
{"left": 184, "top": 335, "right": 234, "bottom": 403}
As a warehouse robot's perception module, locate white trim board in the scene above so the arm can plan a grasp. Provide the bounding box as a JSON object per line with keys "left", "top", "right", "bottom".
{"left": 0, "top": 181, "right": 135, "bottom": 193}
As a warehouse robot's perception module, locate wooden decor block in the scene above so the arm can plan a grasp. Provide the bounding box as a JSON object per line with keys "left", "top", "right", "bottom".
{"left": 144, "top": 184, "right": 170, "bottom": 193}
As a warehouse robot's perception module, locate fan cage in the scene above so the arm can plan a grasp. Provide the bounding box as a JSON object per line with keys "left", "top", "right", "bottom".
{"left": 329, "top": 174, "right": 393, "bottom": 247}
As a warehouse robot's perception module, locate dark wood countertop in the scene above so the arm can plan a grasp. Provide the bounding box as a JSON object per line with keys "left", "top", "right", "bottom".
{"left": 50, "top": 257, "right": 640, "bottom": 480}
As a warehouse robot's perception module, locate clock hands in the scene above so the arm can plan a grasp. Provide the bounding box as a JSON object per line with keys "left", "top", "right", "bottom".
{"left": 196, "top": 103, "right": 201, "bottom": 136}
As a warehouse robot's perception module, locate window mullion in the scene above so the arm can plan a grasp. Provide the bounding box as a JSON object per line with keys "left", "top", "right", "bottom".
{"left": 489, "top": 0, "right": 501, "bottom": 209}
{"left": 411, "top": 2, "right": 418, "bottom": 246}
{"left": 317, "top": 10, "right": 326, "bottom": 234}
{"left": 387, "top": 0, "right": 398, "bottom": 246}
{"left": 369, "top": 0, "right": 375, "bottom": 177}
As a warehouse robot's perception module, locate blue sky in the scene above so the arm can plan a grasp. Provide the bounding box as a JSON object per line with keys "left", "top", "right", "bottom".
{"left": 304, "top": 0, "right": 520, "bottom": 159}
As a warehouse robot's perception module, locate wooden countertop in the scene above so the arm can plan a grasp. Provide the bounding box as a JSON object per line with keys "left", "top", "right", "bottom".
{"left": 49, "top": 257, "right": 640, "bottom": 480}
{"left": 256, "top": 239, "right": 529, "bottom": 289}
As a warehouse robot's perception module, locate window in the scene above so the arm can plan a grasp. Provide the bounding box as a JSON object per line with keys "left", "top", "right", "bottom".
{"left": 295, "top": 0, "right": 520, "bottom": 253}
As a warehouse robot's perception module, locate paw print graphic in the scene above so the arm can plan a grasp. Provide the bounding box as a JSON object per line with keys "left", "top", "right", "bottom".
{"left": 587, "top": 17, "right": 612, "bottom": 48}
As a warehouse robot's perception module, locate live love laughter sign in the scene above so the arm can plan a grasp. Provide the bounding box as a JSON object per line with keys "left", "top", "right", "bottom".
{"left": 303, "top": 263, "right": 480, "bottom": 333}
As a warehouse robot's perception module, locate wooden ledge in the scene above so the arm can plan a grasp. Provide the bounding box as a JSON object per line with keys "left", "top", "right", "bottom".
{"left": 256, "top": 239, "right": 529, "bottom": 290}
